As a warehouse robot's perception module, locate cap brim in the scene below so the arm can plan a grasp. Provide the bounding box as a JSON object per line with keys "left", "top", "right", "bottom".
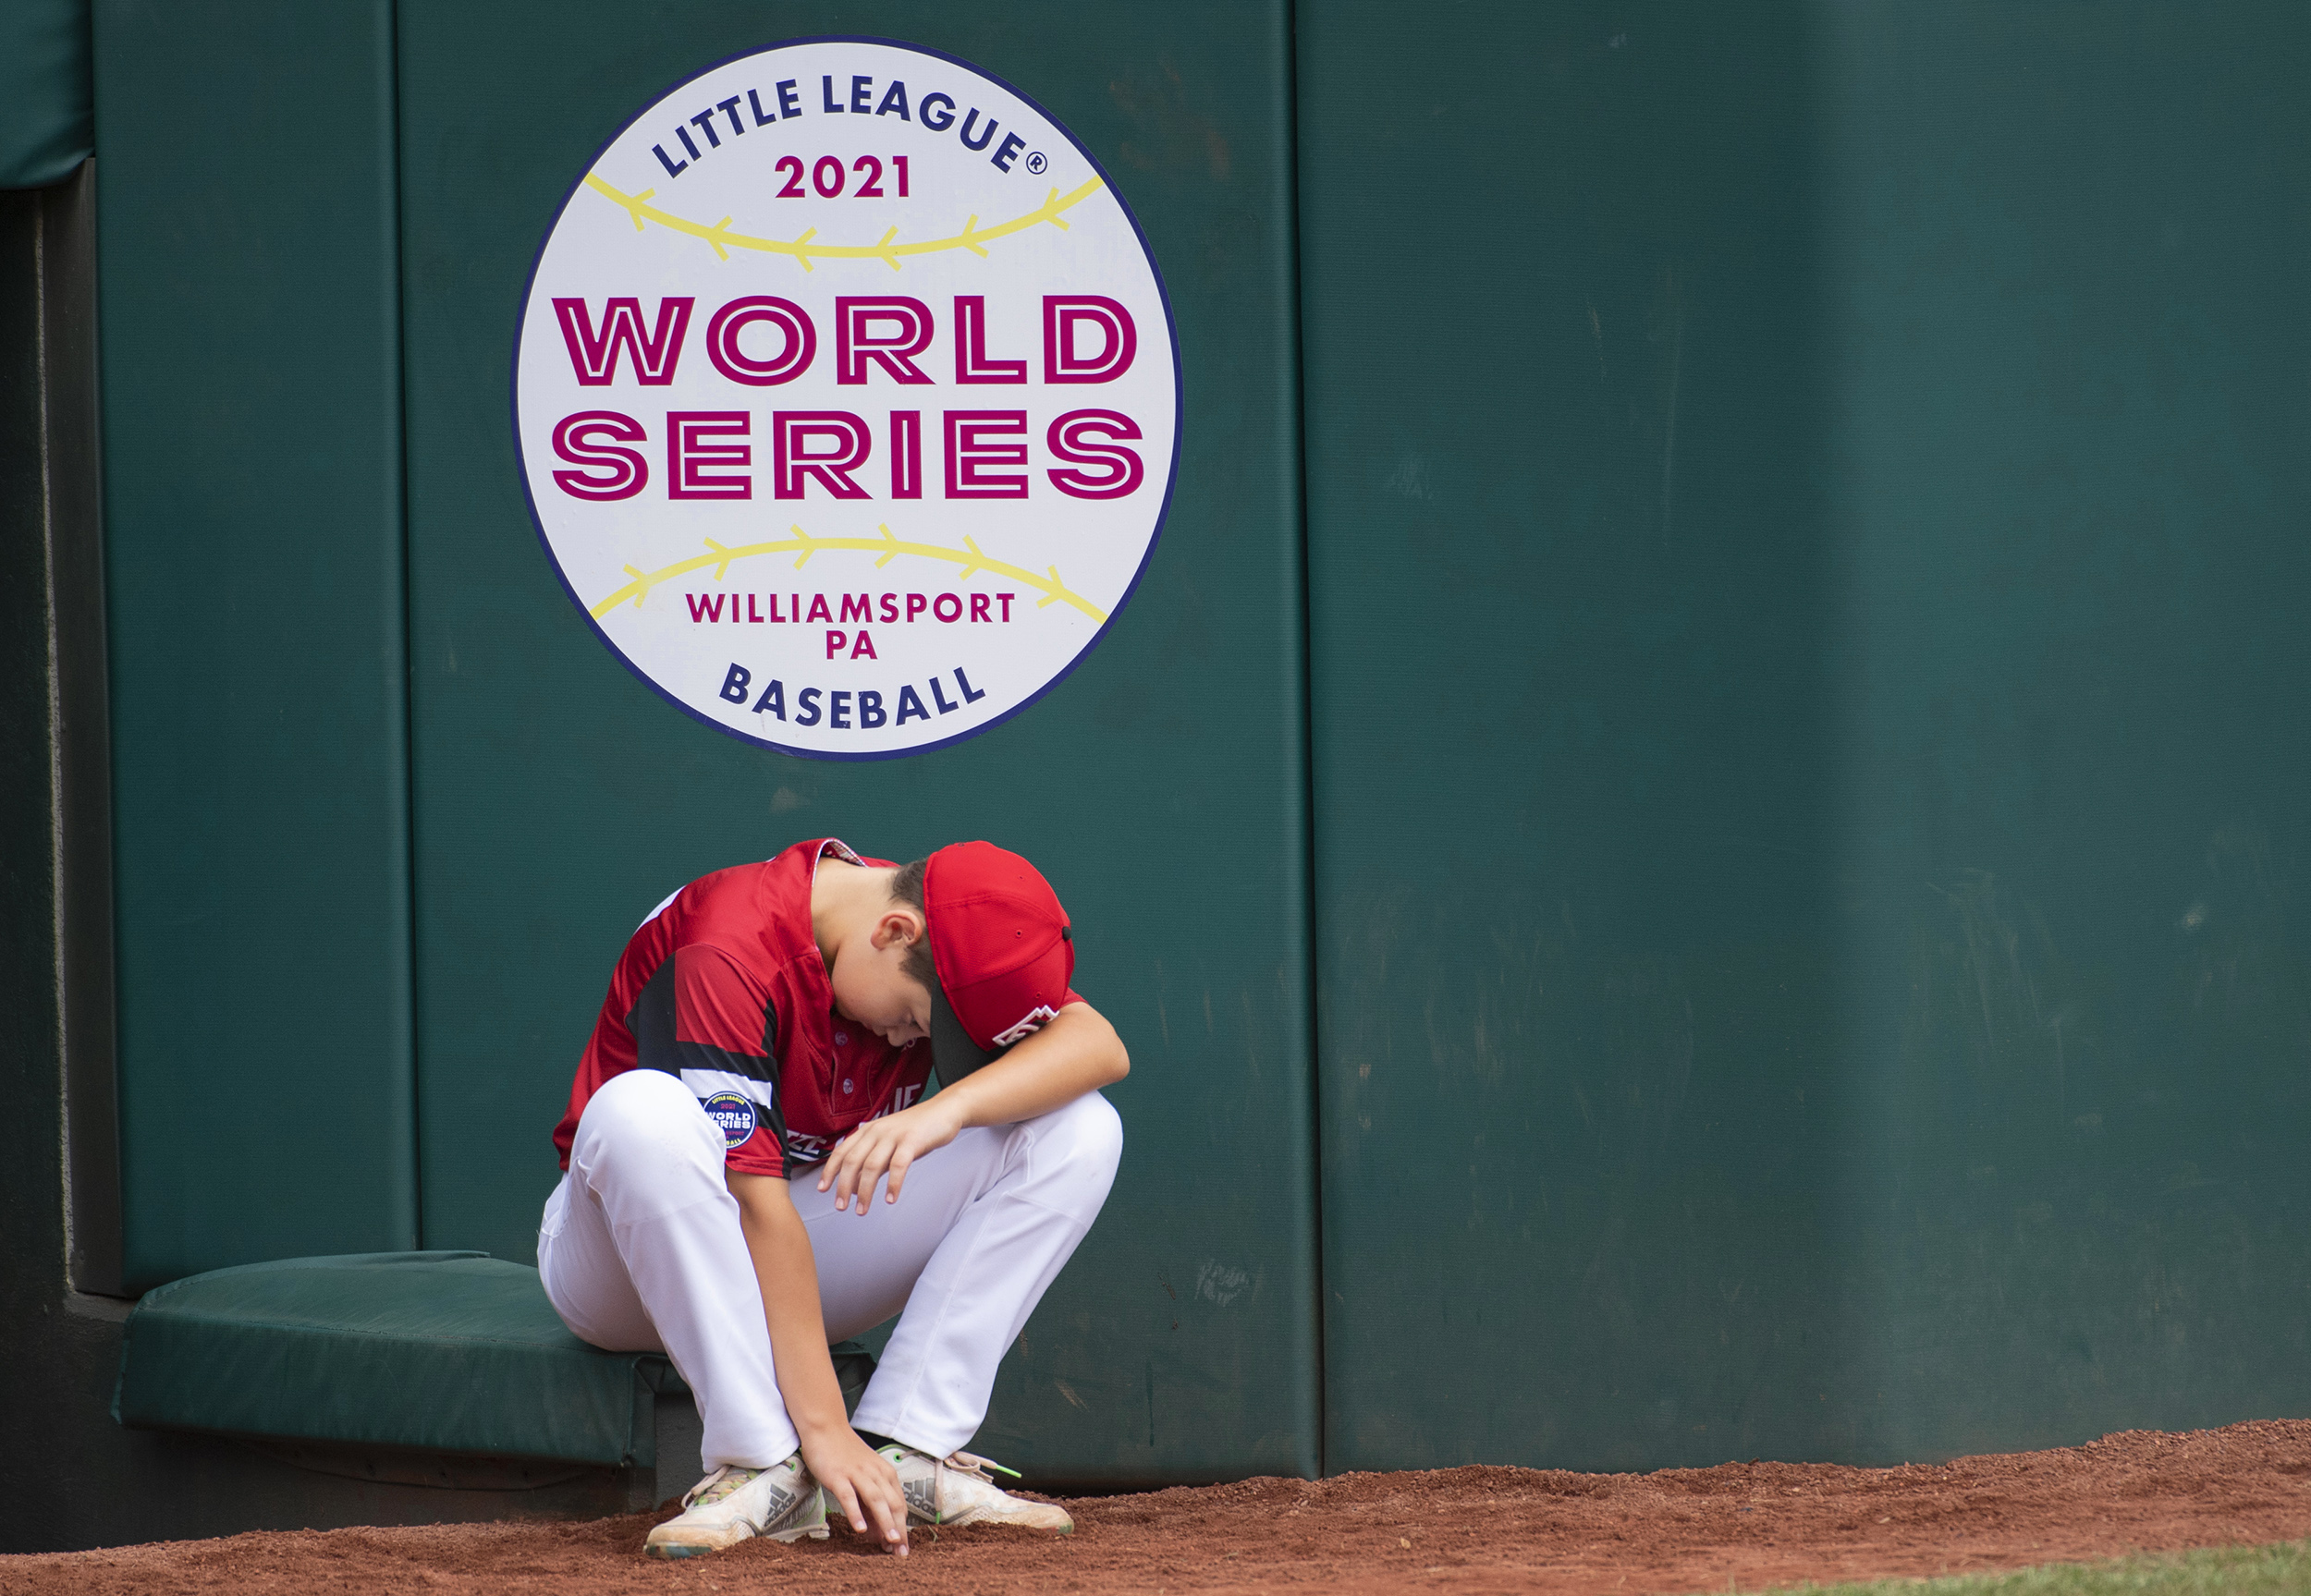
{"left": 929, "top": 984, "right": 1001, "bottom": 1087}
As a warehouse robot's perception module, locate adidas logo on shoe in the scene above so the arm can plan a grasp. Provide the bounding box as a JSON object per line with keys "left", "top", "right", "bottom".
{"left": 643, "top": 1454, "right": 830, "bottom": 1558}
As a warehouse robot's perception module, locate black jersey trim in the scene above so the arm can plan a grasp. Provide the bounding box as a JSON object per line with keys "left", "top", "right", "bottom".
{"left": 627, "top": 956, "right": 780, "bottom": 1082}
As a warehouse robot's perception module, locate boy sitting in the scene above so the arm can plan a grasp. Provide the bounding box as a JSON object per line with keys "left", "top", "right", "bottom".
{"left": 539, "top": 837, "right": 1127, "bottom": 1558}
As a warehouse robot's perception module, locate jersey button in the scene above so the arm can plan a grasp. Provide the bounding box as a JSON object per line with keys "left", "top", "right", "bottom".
{"left": 842, "top": 1078, "right": 854, "bottom": 1093}
{"left": 834, "top": 1029, "right": 850, "bottom": 1046}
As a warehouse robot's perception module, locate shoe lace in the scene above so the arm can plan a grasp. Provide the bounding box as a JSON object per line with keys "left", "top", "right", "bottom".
{"left": 684, "top": 1465, "right": 763, "bottom": 1509}
{"left": 944, "top": 1449, "right": 1022, "bottom": 1483}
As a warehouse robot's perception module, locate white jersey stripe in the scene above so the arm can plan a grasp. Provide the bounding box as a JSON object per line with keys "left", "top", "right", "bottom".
{"left": 679, "top": 1068, "right": 777, "bottom": 1108}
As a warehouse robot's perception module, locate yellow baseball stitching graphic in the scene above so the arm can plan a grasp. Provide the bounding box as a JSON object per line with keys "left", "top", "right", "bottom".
{"left": 584, "top": 174, "right": 1107, "bottom": 270}
{"left": 590, "top": 523, "right": 1108, "bottom": 622}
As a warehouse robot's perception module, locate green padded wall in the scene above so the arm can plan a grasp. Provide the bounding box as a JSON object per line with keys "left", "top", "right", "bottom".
{"left": 394, "top": 0, "right": 1317, "bottom": 1481}
{"left": 81, "top": 0, "right": 2311, "bottom": 1485}
{"left": 95, "top": 0, "right": 416, "bottom": 1292}
{"left": 1300, "top": 0, "right": 2311, "bottom": 1473}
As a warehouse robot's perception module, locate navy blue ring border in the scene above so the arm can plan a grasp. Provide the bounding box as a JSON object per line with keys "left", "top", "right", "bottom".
{"left": 508, "top": 33, "right": 1185, "bottom": 762}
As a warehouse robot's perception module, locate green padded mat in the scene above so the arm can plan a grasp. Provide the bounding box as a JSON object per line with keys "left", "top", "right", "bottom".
{"left": 112, "top": 1252, "right": 675, "bottom": 1467}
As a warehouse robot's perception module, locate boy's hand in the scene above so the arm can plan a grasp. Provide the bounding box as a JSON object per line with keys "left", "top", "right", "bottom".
{"left": 800, "top": 1426, "right": 910, "bottom": 1553}
{"left": 821, "top": 1095, "right": 966, "bottom": 1214}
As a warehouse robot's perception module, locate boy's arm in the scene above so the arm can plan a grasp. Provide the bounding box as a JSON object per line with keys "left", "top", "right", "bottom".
{"left": 819, "top": 1000, "right": 1127, "bottom": 1215}
{"left": 725, "top": 1170, "right": 911, "bottom": 1553}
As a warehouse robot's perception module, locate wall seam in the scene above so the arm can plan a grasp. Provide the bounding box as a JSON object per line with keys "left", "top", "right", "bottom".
{"left": 37, "top": 190, "right": 74, "bottom": 1299}
{"left": 1279, "top": 0, "right": 1328, "bottom": 1481}
{"left": 386, "top": 0, "right": 423, "bottom": 1250}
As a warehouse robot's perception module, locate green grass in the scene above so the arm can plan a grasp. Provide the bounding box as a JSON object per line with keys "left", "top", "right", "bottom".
{"left": 1764, "top": 1540, "right": 2311, "bottom": 1596}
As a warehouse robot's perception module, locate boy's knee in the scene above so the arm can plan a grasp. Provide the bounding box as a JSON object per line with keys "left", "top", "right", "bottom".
{"left": 573, "top": 1069, "right": 722, "bottom": 1179}
{"left": 1045, "top": 1090, "right": 1123, "bottom": 1186}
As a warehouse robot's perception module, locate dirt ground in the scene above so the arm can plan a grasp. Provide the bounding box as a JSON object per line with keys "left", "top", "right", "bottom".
{"left": 8, "top": 1418, "right": 2310, "bottom": 1595}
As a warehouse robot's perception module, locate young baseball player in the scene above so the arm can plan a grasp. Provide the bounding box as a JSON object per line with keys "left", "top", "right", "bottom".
{"left": 538, "top": 837, "right": 1126, "bottom": 1558}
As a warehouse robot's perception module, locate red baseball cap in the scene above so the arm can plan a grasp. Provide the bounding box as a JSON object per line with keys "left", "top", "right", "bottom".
{"left": 923, "top": 841, "right": 1074, "bottom": 1082}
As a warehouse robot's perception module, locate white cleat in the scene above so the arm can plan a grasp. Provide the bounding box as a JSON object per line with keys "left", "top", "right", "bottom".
{"left": 878, "top": 1445, "right": 1074, "bottom": 1535}
{"left": 643, "top": 1454, "right": 829, "bottom": 1559}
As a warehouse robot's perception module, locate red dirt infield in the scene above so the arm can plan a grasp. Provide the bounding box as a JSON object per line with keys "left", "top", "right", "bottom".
{"left": 7, "top": 1418, "right": 2309, "bottom": 1594}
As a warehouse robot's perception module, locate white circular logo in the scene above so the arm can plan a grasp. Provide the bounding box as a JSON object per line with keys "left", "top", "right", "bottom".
{"left": 515, "top": 38, "right": 1179, "bottom": 759}
{"left": 700, "top": 1090, "right": 758, "bottom": 1149}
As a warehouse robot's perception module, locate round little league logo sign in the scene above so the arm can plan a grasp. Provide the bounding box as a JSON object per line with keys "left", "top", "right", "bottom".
{"left": 514, "top": 38, "right": 1180, "bottom": 759}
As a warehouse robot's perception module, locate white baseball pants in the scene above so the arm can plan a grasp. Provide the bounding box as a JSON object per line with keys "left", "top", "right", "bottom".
{"left": 536, "top": 1067, "right": 1122, "bottom": 1471}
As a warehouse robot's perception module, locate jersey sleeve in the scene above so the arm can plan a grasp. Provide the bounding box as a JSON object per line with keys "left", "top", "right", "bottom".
{"left": 625, "top": 943, "right": 791, "bottom": 1176}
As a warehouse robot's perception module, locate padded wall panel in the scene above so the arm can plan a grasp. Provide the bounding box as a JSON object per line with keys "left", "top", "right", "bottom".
{"left": 1816, "top": 0, "right": 2311, "bottom": 1464}
{"left": 396, "top": 0, "right": 1315, "bottom": 1481}
{"left": 95, "top": 0, "right": 415, "bottom": 1291}
{"left": 1301, "top": 0, "right": 2311, "bottom": 1471}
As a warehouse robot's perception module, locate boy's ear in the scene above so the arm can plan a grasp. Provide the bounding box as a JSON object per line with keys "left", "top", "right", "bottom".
{"left": 874, "top": 906, "right": 927, "bottom": 949}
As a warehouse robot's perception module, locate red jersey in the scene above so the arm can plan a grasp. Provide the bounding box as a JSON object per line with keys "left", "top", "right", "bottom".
{"left": 554, "top": 838, "right": 935, "bottom": 1177}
